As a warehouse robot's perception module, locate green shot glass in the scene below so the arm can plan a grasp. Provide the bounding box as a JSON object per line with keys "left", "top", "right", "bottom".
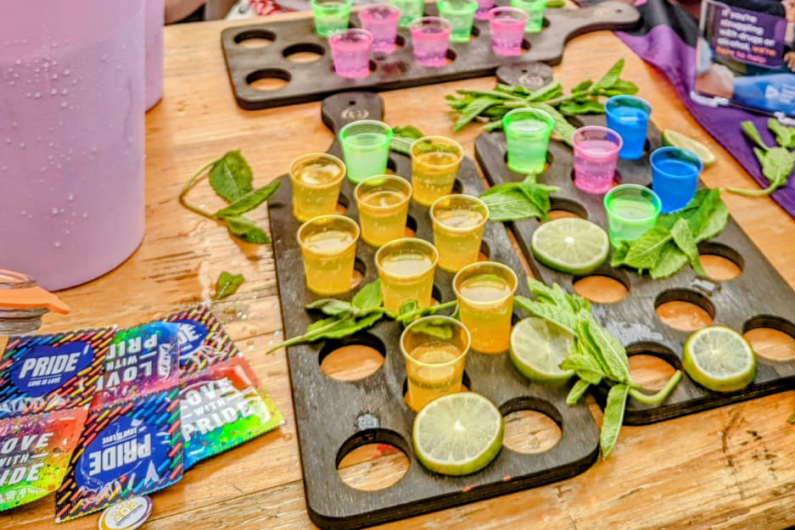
{"left": 392, "top": 0, "right": 425, "bottom": 28}
{"left": 510, "top": 0, "right": 545, "bottom": 32}
{"left": 502, "top": 108, "right": 554, "bottom": 175}
{"left": 311, "top": 0, "right": 353, "bottom": 38}
{"left": 604, "top": 184, "right": 662, "bottom": 247}
{"left": 339, "top": 120, "right": 394, "bottom": 184}
{"left": 437, "top": 0, "right": 478, "bottom": 43}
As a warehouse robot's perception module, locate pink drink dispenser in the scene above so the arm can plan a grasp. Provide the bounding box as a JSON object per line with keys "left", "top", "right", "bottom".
{"left": 0, "top": 1, "right": 146, "bottom": 291}
{"left": 146, "top": 0, "right": 165, "bottom": 110}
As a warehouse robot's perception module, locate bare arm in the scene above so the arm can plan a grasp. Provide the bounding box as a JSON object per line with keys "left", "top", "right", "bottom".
{"left": 165, "top": 0, "right": 206, "bottom": 23}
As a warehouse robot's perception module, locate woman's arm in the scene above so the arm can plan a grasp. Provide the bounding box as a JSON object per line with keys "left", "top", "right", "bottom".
{"left": 165, "top": 0, "right": 207, "bottom": 23}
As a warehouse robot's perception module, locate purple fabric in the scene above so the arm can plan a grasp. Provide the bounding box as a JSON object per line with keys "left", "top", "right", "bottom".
{"left": 615, "top": 24, "right": 795, "bottom": 214}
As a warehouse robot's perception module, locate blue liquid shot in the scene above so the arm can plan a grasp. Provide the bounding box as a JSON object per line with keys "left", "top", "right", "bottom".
{"left": 606, "top": 106, "right": 649, "bottom": 160}
{"left": 652, "top": 158, "right": 699, "bottom": 213}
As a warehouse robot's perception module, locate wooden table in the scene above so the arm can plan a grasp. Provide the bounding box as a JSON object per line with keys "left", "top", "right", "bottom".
{"left": 9, "top": 10, "right": 795, "bottom": 530}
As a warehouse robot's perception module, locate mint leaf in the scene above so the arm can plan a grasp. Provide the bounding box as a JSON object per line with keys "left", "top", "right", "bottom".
{"left": 741, "top": 121, "right": 769, "bottom": 151}
{"left": 761, "top": 147, "right": 794, "bottom": 189}
{"left": 591, "top": 59, "right": 625, "bottom": 93}
{"left": 481, "top": 183, "right": 544, "bottom": 222}
{"left": 215, "top": 180, "right": 281, "bottom": 218}
{"left": 411, "top": 318, "right": 455, "bottom": 340}
{"left": 527, "top": 102, "right": 577, "bottom": 146}
{"left": 670, "top": 219, "right": 707, "bottom": 277}
{"left": 352, "top": 280, "right": 383, "bottom": 311}
{"left": 571, "top": 80, "right": 593, "bottom": 94}
{"left": 768, "top": 118, "right": 795, "bottom": 149}
{"left": 611, "top": 242, "right": 630, "bottom": 267}
{"left": 566, "top": 379, "right": 591, "bottom": 405}
{"left": 528, "top": 80, "right": 563, "bottom": 102}
{"left": 697, "top": 198, "right": 729, "bottom": 242}
{"left": 578, "top": 313, "right": 630, "bottom": 384}
{"left": 391, "top": 126, "right": 424, "bottom": 155}
{"left": 602, "top": 79, "right": 639, "bottom": 96}
{"left": 600, "top": 383, "right": 629, "bottom": 459}
{"left": 321, "top": 311, "right": 385, "bottom": 340}
{"left": 558, "top": 99, "right": 605, "bottom": 116}
{"left": 515, "top": 295, "right": 577, "bottom": 334}
{"left": 209, "top": 150, "right": 254, "bottom": 202}
{"left": 306, "top": 299, "right": 356, "bottom": 318}
{"left": 225, "top": 215, "right": 270, "bottom": 244}
{"left": 307, "top": 316, "right": 341, "bottom": 333}
{"left": 622, "top": 227, "right": 672, "bottom": 271}
{"left": 215, "top": 271, "right": 244, "bottom": 300}
{"left": 520, "top": 175, "right": 558, "bottom": 219}
{"left": 561, "top": 343, "right": 603, "bottom": 385}
{"left": 649, "top": 243, "right": 688, "bottom": 280}
{"left": 399, "top": 300, "right": 419, "bottom": 316}
{"left": 454, "top": 98, "right": 500, "bottom": 133}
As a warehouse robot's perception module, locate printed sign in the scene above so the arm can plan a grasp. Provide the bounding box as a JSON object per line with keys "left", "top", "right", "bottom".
{"left": 164, "top": 306, "right": 241, "bottom": 375}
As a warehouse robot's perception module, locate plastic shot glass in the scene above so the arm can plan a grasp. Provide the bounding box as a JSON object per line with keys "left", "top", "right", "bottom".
{"left": 290, "top": 153, "right": 347, "bottom": 222}
{"left": 453, "top": 261, "right": 518, "bottom": 354}
{"left": 311, "top": 0, "right": 353, "bottom": 38}
{"left": 375, "top": 238, "right": 438, "bottom": 314}
{"left": 572, "top": 126, "right": 623, "bottom": 194}
{"left": 354, "top": 175, "right": 412, "bottom": 247}
{"left": 410, "top": 136, "right": 464, "bottom": 206}
{"left": 391, "top": 0, "right": 424, "bottom": 28}
{"left": 430, "top": 194, "right": 489, "bottom": 272}
{"left": 401, "top": 316, "right": 470, "bottom": 411}
{"left": 475, "top": 0, "right": 495, "bottom": 20}
{"left": 329, "top": 29, "right": 373, "bottom": 78}
{"left": 604, "top": 184, "right": 662, "bottom": 247}
{"left": 339, "top": 120, "right": 394, "bottom": 184}
{"left": 650, "top": 147, "right": 703, "bottom": 214}
{"left": 297, "top": 215, "right": 360, "bottom": 296}
{"left": 488, "top": 7, "right": 528, "bottom": 56}
{"left": 410, "top": 17, "right": 453, "bottom": 67}
{"left": 359, "top": 5, "right": 401, "bottom": 53}
{"left": 509, "top": 0, "right": 544, "bottom": 32}
{"left": 503, "top": 108, "right": 554, "bottom": 175}
{"left": 437, "top": 0, "right": 478, "bottom": 43}
{"left": 605, "top": 95, "right": 651, "bottom": 160}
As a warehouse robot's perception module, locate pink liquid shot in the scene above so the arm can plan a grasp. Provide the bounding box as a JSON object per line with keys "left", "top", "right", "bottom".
{"left": 574, "top": 140, "right": 620, "bottom": 194}
{"left": 0, "top": 1, "right": 146, "bottom": 290}
{"left": 489, "top": 7, "right": 528, "bottom": 56}
{"left": 410, "top": 18, "right": 453, "bottom": 67}
{"left": 330, "top": 29, "right": 373, "bottom": 79}
{"left": 146, "top": 0, "right": 165, "bottom": 111}
{"left": 476, "top": 0, "right": 496, "bottom": 20}
{"left": 359, "top": 5, "right": 401, "bottom": 53}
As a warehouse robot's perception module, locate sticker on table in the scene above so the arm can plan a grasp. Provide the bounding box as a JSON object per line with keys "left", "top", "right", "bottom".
{"left": 93, "top": 322, "right": 180, "bottom": 409}
{"left": 98, "top": 495, "right": 152, "bottom": 530}
{"left": 0, "top": 328, "right": 113, "bottom": 420}
{"left": 164, "top": 306, "right": 241, "bottom": 375}
{"left": 56, "top": 388, "right": 183, "bottom": 522}
{"left": 0, "top": 407, "right": 88, "bottom": 512}
{"left": 181, "top": 357, "right": 283, "bottom": 470}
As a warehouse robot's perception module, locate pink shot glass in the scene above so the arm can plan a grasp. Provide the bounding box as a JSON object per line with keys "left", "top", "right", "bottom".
{"left": 359, "top": 5, "right": 401, "bottom": 53}
{"left": 410, "top": 17, "right": 453, "bottom": 67}
{"left": 475, "top": 0, "right": 495, "bottom": 20}
{"left": 329, "top": 28, "right": 374, "bottom": 78}
{"left": 488, "top": 7, "right": 528, "bottom": 56}
{"left": 572, "top": 126, "right": 624, "bottom": 194}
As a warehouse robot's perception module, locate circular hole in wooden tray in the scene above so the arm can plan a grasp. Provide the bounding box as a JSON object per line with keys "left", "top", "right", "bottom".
{"left": 246, "top": 69, "right": 290, "bottom": 91}
{"left": 573, "top": 273, "right": 629, "bottom": 304}
{"left": 744, "top": 316, "right": 795, "bottom": 362}
{"left": 351, "top": 258, "right": 366, "bottom": 290}
{"left": 337, "top": 430, "right": 410, "bottom": 491}
{"left": 547, "top": 198, "right": 588, "bottom": 222}
{"left": 235, "top": 29, "right": 276, "bottom": 48}
{"left": 655, "top": 289, "right": 715, "bottom": 332}
{"left": 699, "top": 242, "right": 744, "bottom": 281}
{"left": 629, "top": 354, "right": 678, "bottom": 392}
{"left": 321, "top": 345, "right": 385, "bottom": 381}
{"left": 283, "top": 43, "right": 325, "bottom": 63}
{"left": 503, "top": 410, "right": 561, "bottom": 454}
{"left": 405, "top": 215, "right": 417, "bottom": 238}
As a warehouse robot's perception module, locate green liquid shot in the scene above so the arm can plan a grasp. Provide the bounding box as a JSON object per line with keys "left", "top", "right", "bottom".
{"left": 505, "top": 118, "right": 551, "bottom": 174}
{"left": 343, "top": 132, "right": 391, "bottom": 183}
{"left": 604, "top": 187, "right": 661, "bottom": 247}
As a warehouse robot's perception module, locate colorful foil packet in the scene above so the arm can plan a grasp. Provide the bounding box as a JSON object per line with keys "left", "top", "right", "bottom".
{"left": 92, "top": 322, "right": 180, "bottom": 409}
{"left": 164, "top": 306, "right": 241, "bottom": 375}
{"left": 0, "top": 328, "right": 113, "bottom": 420}
{"left": 0, "top": 407, "right": 88, "bottom": 512}
{"left": 181, "top": 357, "right": 282, "bottom": 470}
{"left": 56, "top": 388, "right": 183, "bottom": 522}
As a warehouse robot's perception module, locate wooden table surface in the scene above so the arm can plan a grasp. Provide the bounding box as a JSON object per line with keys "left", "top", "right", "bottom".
{"left": 8, "top": 9, "right": 795, "bottom": 530}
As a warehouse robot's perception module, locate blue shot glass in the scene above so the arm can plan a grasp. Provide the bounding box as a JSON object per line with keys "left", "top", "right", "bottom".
{"left": 650, "top": 147, "right": 703, "bottom": 213}
{"left": 605, "top": 95, "right": 651, "bottom": 160}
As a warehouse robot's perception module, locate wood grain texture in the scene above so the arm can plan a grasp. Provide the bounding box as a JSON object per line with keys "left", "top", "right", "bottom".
{"left": 8, "top": 8, "right": 795, "bottom": 530}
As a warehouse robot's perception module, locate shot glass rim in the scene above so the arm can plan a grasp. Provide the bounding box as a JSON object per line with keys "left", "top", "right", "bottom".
{"left": 354, "top": 174, "right": 413, "bottom": 212}
{"left": 296, "top": 214, "right": 361, "bottom": 254}
{"left": 311, "top": 0, "right": 353, "bottom": 11}
{"left": 429, "top": 194, "right": 490, "bottom": 232}
{"left": 510, "top": 0, "right": 546, "bottom": 7}
{"left": 437, "top": 0, "right": 479, "bottom": 15}
{"left": 502, "top": 107, "right": 555, "bottom": 133}
{"left": 452, "top": 261, "right": 519, "bottom": 307}
{"left": 488, "top": 6, "right": 529, "bottom": 23}
{"left": 339, "top": 119, "right": 394, "bottom": 149}
{"left": 572, "top": 125, "right": 624, "bottom": 157}
{"left": 289, "top": 153, "right": 347, "bottom": 189}
{"left": 409, "top": 135, "right": 464, "bottom": 168}
{"left": 605, "top": 95, "right": 652, "bottom": 119}
{"left": 603, "top": 183, "right": 662, "bottom": 223}
{"left": 409, "top": 16, "right": 454, "bottom": 32}
{"left": 329, "top": 27, "right": 375, "bottom": 46}
{"left": 375, "top": 237, "right": 439, "bottom": 279}
{"left": 650, "top": 146, "right": 704, "bottom": 180}
{"left": 359, "top": 3, "right": 402, "bottom": 23}
{"left": 400, "top": 315, "right": 472, "bottom": 366}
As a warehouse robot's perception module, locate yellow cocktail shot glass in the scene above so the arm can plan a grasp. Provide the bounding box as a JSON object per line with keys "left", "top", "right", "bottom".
{"left": 290, "top": 153, "right": 347, "bottom": 222}
{"left": 375, "top": 238, "right": 438, "bottom": 314}
{"left": 453, "top": 261, "right": 518, "bottom": 354}
{"left": 410, "top": 136, "right": 464, "bottom": 206}
{"left": 354, "top": 175, "right": 412, "bottom": 247}
{"left": 430, "top": 194, "right": 489, "bottom": 272}
{"left": 297, "top": 215, "right": 359, "bottom": 295}
{"left": 401, "top": 316, "right": 471, "bottom": 411}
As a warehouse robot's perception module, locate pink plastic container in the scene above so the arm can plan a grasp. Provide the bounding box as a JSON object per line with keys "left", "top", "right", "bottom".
{"left": 146, "top": 0, "right": 165, "bottom": 111}
{"left": 410, "top": 17, "right": 453, "bottom": 67}
{"left": 330, "top": 29, "right": 373, "bottom": 79}
{"left": 475, "top": 0, "right": 495, "bottom": 20}
{"left": 572, "top": 126, "right": 623, "bottom": 194}
{"left": 359, "top": 5, "right": 401, "bottom": 53}
{"left": 0, "top": 1, "right": 146, "bottom": 290}
{"left": 489, "top": 7, "right": 528, "bottom": 56}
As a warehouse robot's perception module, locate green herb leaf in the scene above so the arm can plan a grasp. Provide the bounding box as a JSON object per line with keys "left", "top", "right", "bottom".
{"left": 527, "top": 102, "right": 577, "bottom": 146}
{"left": 209, "top": 150, "right": 254, "bottom": 203}
{"left": 741, "top": 121, "right": 770, "bottom": 151}
{"left": 602, "top": 79, "right": 639, "bottom": 96}
{"left": 670, "top": 219, "right": 707, "bottom": 277}
{"left": 352, "top": 280, "right": 383, "bottom": 311}
{"left": 600, "top": 383, "right": 630, "bottom": 459}
{"left": 411, "top": 318, "right": 455, "bottom": 340}
{"left": 578, "top": 314, "right": 630, "bottom": 384}
{"left": 761, "top": 147, "right": 795, "bottom": 189}
{"left": 321, "top": 311, "right": 385, "bottom": 340}
{"left": 591, "top": 59, "right": 625, "bottom": 93}
{"left": 515, "top": 295, "right": 577, "bottom": 334}
{"left": 306, "top": 299, "right": 356, "bottom": 318}
{"left": 622, "top": 227, "right": 672, "bottom": 271}
{"left": 225, "top": 215, "right": 270, "bottom": 244}
{"left": 528, "top": 80, "right": 563, "bottom": 102}
{"left": 520, "top": 175, "right": 559, "bottom": 219}
{"left": 391, "top": 126, "right": 425, "bottom": 155}
{"left": 571, "top": 80, "right": 593, "bottom": 94}
{"left": 307, "top": 316, "right": 341, "bottom": 333}
{"left": 566, "top": 379, "right": 591, "bottom": 405}
{"left": 215, "top": 271, "right": 244, "bottom": 300}
{"left": 454, "top": 98, "right": 501, "bottom": 133}
{"left": 215, "top": 180, "right": 281, "bottom": 218}
{"left": 611, "top": 242, "right": 630, "bottom": 268}
{"left": 561, "top": 343, "right": 603, "bottom": 385}
{"left": 697, "top": 198, "right": 729, "bottom": 242}
{"left": 480, "top": 184, "right": 544, "bottom": 222}
{"left": 399, "top": 300, "right": 419, "bottom": 316}
{"left": 397, "top": 300, "right": 459, "bottom": 326}
{"left": 649, "top": 243, "right": 688, "bottom": 280}
{"left": 768, "top": 118, "right": 795, "bottom": 149}
{"left": 558, "top": 99, "right": 605, "bottom": 116}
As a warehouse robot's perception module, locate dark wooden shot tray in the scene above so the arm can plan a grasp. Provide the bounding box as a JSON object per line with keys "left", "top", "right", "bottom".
{"left": 475, "top": 114, "right": 795, "bottom": 425}
{"left": 268, "top": 92, "right": 600, "bottom": 530}
{"left": 221, "top": 2, "right": 639, "bottom": 110}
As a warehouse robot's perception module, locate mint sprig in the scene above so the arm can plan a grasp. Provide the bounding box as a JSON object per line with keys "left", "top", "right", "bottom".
{"left": 480, "top": 175, "right": 559, "bottom": 223}
{"left": 729, "top": 119, "right": 795, "bottom": 196}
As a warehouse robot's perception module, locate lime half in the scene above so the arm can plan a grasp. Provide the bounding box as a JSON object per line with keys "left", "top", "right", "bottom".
{"left": 662, "top": 130, "right": 716, "bottom": 166}
{"left": 531, "top": 218, "right": 609, "bottom": 275}
{"left": 412, "top": 392, "right": 503, "bottom": 476}
{"left": 683, "top": 326, "right": 756, "bottom": 392}
{"left": 510, "top": 317, "right": 574, "bottom": 383}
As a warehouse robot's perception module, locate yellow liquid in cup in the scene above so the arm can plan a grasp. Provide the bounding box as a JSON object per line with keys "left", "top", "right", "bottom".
{"left": 301, "top": 229, "right": 357, "bottom": 295}
{"left": 358, "top": 187, "right": 409, "bottom": 246}
{"left": 406, "top": 342, "right": 463, "bottom": 410}
{"left": 412, "top": 151, "right": 461, "bottom": 206}
{"left": 292, "top": 158, "right": 345, "bottom": 222}
{"left": 378, "top": 250, "right": 435, "bottom": 313}
{"left": 457, "top": 273, "right": 514, "bottom": 354}
{"left": 433, "top": 207, "right": 486, "bottom": 272}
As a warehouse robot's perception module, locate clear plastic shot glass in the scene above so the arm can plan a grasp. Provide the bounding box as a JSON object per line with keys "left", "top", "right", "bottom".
{"left": 297, "top": 215, "right": 360, "bottom": 295}
{"left": 604, "top": 184, "right": 662, "bottom": 247}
